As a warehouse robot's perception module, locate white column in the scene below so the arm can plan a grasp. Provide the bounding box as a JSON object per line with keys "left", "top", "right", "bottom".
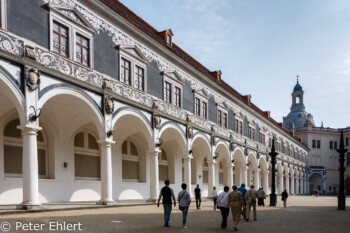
{"left": 149, "top": 149, "right": 160, "bottom": 200}
{"left": 263, "top": 171, "right": 269, "bottom": 194}
{"left": 300, "top": 177, "right": 304, "bottom": 194}
{"left": 285, "top": 175, "right": 290, "bottom": 193}
{"left": 241, "top": 166, "right": 247, "bottom": 186}
{"left": 184, "top": 157, "right": 192, "bottom": 188}
{"left": 97, "top": 140, "right": 115, "bottom": 205}
{"left": 227, "top": 164, "right": 233, "bottom": 188}
{"left": 253, "top": 169, "right": 259, "bottom": 188}
{"left": 208, "top": 160, "right": 216, "bottom": 197}
{"left": 247, "top": 168, "right": 252, "bottom": 186}
{"left": 17, "top": 125, "right": 42, "bottom": 209}
{"left": 290, "top": 176, "right": 295, "bottom": 194}
{"left": 296, "top": 178, "right": 300, "bottom": 195}
{"left": 279, "top": 174, "right": 284, "bottom": 194}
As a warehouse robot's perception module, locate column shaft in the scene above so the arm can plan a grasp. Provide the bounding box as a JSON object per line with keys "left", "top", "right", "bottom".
{"left": 208, "top": 161, "right": 215, "bottom": 197}
{"left": 149, "top": 149, "right": 160, "bottom": 200}
{"left": 98, "top": 141, "right": 114, "bottom": 204}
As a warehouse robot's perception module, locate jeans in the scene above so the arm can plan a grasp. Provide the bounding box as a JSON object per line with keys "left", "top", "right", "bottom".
{"left": 181, "top": 206, "right": 189, "bottom": 225}
{"left": 213, "top": 197, "right": 217, "bottom": 210}
{"left": 195, "top": 198, "right": 201, "bottom": 209}
{"left": 163, "top": 204, "right": 172, "bottom": 226}
{"left": 220, "top": 207, "right": 230, "bottom": 229}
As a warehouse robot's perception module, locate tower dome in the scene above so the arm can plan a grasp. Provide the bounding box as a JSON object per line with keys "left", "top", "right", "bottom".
{"left": 283, "top": 77, "right": 315, "bottom": 130}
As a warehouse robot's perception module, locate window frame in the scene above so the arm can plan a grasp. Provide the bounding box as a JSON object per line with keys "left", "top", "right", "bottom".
{"left": 217, "top": 106, "right": 228, "bottom": 129}
{"left": 121, "top": 139, "right": 141, "bottom": 182}
{"left": 49, "top": 10, "right": 94, "bottom": 68}
{"left": 119, "top": 46, "right": 148, "bottom": 92}
{"left": 75, "top": 33, "right": 90, "bottom": 66}
{"left": 163, "top": 73, "right": 183, "bottom": 108}
{"left": 194, "top": 92, "right": 208, "bottom": 119}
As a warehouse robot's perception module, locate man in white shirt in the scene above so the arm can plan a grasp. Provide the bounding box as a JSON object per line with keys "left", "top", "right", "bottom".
{"left": 217, "top": 186, "right": 230, "bottom": 229}
{"left": 245, "top": 184, "right": 258, "bottom": 221}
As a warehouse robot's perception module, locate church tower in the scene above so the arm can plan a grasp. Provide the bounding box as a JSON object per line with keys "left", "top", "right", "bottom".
{"left": 283, "top": 77, "right": 315, "bottom": 130}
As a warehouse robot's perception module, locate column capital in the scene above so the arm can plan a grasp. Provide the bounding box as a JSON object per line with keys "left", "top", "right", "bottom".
{"left": 17, "top": 124, "right": 42, "bottom": 134}
{"left": 183, "top": 155, "right": 193, "bottom": 160}
{"left": 207, "top": 160, "right": 217, "bottom": 165}
{"left": 147, "top": 148, "right": 161, "bottom": 156}
{"left": 97, "top": 139, "right": 115, "bottom": 146}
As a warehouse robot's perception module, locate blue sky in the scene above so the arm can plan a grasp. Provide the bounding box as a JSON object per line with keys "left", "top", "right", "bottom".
{"left": 121, "top": 0, "right": 350, "bottom": 128}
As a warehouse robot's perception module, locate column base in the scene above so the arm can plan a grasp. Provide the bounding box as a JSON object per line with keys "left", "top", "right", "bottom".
{"left": 17, "top": 201, "right": 42, "bottom": 210}
{"left": 146, "top": 198, "right": 157, "bottom": 203}
{"left": 96, "top": 199, "right": 115, "bottom": 205}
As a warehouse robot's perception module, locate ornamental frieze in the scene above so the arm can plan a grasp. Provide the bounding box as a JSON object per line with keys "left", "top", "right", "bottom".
{"left": 0, "top": 32, "right": 24, "bottom": 57}
{"left": 186, "top": 115, "right": 212, "bottom": 131}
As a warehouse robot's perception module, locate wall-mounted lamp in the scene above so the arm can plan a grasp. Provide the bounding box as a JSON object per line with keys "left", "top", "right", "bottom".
{"left": 29, "top": 106, "right": 41, "bottom": 123}
{"left": 63, "top": 162, "right": 68, "bottom": 168}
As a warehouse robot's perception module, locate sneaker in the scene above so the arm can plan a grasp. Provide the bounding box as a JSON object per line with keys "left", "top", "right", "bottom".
{"left": 234, "top": 226, "right": 238, "bottom": 231}
{"left": 183, "top": 226, "right": 187, "bottom": 229}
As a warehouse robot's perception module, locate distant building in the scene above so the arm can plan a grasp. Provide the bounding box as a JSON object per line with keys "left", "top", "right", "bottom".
{"left": 283, "top": 80, "right": 350, "bottom": 195}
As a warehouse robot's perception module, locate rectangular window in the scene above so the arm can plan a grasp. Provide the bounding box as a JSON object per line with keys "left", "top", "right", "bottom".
{"left": 347, "top": 153, "right": 350, "bottom": 166}
{"left": 252, "top": 128, "right": 255, "bottom": 140}
{"left": 317, "top": 140, "right": 321, "bottom": 149}
{"left": 334, "top": 141, "right": 337, "bottom": 150}
{"left": 174, "top": 86, "right": 181, "bottom": 107}
{"left": 248, "top": 127, "right": 252, "bottom": 139}
{"left": 223, "top": 113, "right": 227, "bottom": 128}
{"left": 121, "top": 58, "right": 131, "bottom": 85}
{"left": 239, "top": 121, "right": 243, "bottom": 135}
{"left": 75, "top": 34, "right": 89, "bottom": 66}
{"left": 235, "top": 119, "right": 239, "bottom": 133}
{"left": 217, "top": 110, "right": 222, "bottom": 126}
{"left": 202, "top": 102, "right": 207, "bottom": 119}
{"left": 165, "top": 82, "right": 172, "bottom": 103}
{"left": 53, "top": 21, "right": 69, "bottom": 57}
{"left": 312, "top": 140, "right": 316, "bottom": 148}
{"left": 346, "top": 137, "right": 349, "bottom": 146}
{"left": 195, "top": 98, "right": 200, "bottom": 116}
{"left": 269, "top": 138, "right": 272, "bottom": 148}
{"left": 330, "top": 141, "right": 333, "bottom": 150}
{"left": 135, "top": 66, "right": 144, "bottom": 91}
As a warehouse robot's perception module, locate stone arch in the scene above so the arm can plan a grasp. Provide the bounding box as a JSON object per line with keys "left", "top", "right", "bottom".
{"left": 214, "top": 141, "right": 231, "bottom": 187}
{"left": 192, "top": 134, "right": 211, "bottom": 187}
{"left": 232, "top": 147, "right": 245, "bottom": 186}
{"left": 38, "top": 87, "right": 104, "bottom": 139}
{"left": 0, "top": 71, "right": 25, "bottom": 124}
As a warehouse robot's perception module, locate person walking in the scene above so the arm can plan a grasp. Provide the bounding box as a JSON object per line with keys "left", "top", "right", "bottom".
{"left": 257, "top": 187, "right": 266, "bottom": 206}
{"left": 281, "top": 189, "right": 289, "bottom": 208}
{"left": 245, "top": 184, "right": 258, "bottom": 221}
{"left": 157, "top": 180, "right": 176, "bottom": 227}
{"left": 229, "top": 185, "right": 245, "bottom": 231}
{"left": 217, "top": 186, "right": 230, "bottom": 229}
{"left": 178, "top": 183, "right": 191, "bottom": 229}
{"left": 237, "top": 183, "right": 247, "bottom": 219}
{"left": 194, "top": 184, "right": 201, "bottom": 210}
{"left": 212, "top": 186, "right": 218, "bottom": 211}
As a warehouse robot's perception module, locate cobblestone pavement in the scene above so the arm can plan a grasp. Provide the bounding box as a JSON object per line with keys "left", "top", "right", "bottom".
{"left": 0, "top": 196, "right": 349, "bottom": 233}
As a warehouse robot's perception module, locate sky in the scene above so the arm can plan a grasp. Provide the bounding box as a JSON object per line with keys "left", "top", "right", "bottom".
{"left": 121, "top": 0, "right": 350, "bottom": 128}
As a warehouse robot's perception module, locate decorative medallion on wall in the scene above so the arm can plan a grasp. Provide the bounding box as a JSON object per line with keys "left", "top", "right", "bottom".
{"left": 212, "top": 136, "right": 217, "bottom": 146}
{"left": 230, "top": 142, "right": 235, "bottom": 151}
{"left": 25, "top": 67, "right": 40, "bottom": 91}
{"left": 187, "top": 127, "right": 193, "bottom": 138}
{"left": 153, "top": 115, "right": 161, "bottom": 129}
{"left": 105, "top": 96, "right": 114, "bottom": 114}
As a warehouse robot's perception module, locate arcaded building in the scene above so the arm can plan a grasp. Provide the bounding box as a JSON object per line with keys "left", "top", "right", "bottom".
{"left": 0, "top": 0, "right": 308, "bottom": 208}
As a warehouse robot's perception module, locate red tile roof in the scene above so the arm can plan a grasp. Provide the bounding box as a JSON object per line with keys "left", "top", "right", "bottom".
{"left": 100, "top": 0, "right": 305, "bottom": 147}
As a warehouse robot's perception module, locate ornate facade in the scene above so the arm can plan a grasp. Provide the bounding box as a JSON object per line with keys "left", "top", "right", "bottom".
{"left": 0, "top": 0, "right": 308, "bottom": 209}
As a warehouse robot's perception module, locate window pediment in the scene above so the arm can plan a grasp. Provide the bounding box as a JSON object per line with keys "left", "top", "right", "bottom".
{"left": 162, "top": 70, "right": 184, "bottom": 84}
{"left": 119, "top": 45, "right": 149, "bottom": 64}
{"left": 47, "top": 3, "right": 96, "bottom": 33}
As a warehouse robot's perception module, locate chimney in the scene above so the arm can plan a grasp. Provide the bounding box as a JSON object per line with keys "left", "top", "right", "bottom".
{"left": 158, "top": 29, "right": 173, "bottom": 46}
{"left": 243, "top": 95, "right": 251, "bottom": 104}
{"left": 263, "top": 111, "right": 271, "bottom": 119}
{"left": 210, "top": 70, "right": 222, "bottom": 83}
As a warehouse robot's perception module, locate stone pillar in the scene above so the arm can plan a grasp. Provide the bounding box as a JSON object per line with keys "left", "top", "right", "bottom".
{"left": 184, "top": 156, "right": 192, "bottom": 189}
{"left": 300, "top": 177, "right": 304, "bottom": 194}
{"left": 17, "top": 125, "right": 42, "bottom": 209}
{"left": 227, "top": 164, "right": 233, "bottom": 188}
{"left": 253, "top": 169, "right": 260, "bottom": 188}
{"left": 241, "top": 166, "right": 247, "bottom": 186}
{"left": 263, "top": 171, "right": 269, "bottom": 194}
{"left": 290, "top": 175, "right": 295, "bottom": 194}
{"left": 279, "top": 174, "right": 284, "bottom": 194}
{"left": 296, "top": 177, "right": 299, "bottom": 195}
{"left": 149, "top": 149, "right": 160, "bottom": 200}
{"left": 285, "top": 175, "right": 290, "bottom": 193}
{"left": 97, "top": 140, "right": 115, "bottom": 205}
{"left": 208, "top": 160, "right": 216, "bottom": 197}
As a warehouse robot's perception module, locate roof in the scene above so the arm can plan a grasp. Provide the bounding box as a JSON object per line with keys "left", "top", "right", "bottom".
{"left": 100, "top": 0, "right": 306, "bottom": 148}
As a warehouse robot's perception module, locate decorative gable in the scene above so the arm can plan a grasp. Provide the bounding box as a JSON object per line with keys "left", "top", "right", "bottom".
{"left": 47, "top": 3, "right": 96, "bottom": 33}
{"left": 119, "top": 45, "right": 149, "bottom": 63}
{"left": 162, "top": 70, "right": 183, "bottom": 83}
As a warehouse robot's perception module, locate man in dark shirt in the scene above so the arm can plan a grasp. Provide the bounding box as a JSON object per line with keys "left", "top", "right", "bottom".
{"left": 194, "top": 184, "right": 201, "bottom": 210}
{"left": 157, "top": 180, "right": 176, "bottom": 227}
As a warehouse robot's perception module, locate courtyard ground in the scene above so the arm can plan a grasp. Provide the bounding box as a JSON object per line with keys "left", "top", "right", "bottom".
{"left": 0, "top": 195, "right": 349, "bottom": 233}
